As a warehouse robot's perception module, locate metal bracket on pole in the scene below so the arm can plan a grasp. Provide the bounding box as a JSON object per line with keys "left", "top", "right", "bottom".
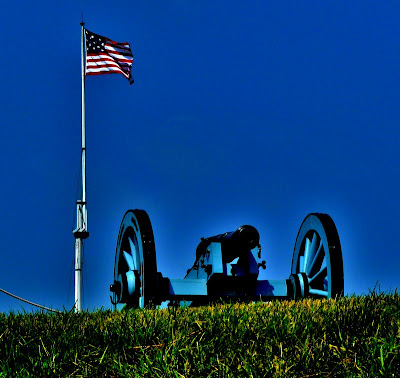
{"left": 73, "top": 200, "right": 89, "bottom": 239}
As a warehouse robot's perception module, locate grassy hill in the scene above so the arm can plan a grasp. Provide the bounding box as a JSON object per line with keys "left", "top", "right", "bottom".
{"left": 0, "top": 293, "right": 399, "bottom": 376}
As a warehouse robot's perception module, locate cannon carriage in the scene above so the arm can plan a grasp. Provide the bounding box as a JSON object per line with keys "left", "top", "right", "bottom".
{"left": 110, "top": 210, "right": 344, "bottom": 308}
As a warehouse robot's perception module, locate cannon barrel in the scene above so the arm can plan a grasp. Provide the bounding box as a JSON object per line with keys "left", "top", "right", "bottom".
{"left": 196, "top": 225, "right": 260, "bottom": 263}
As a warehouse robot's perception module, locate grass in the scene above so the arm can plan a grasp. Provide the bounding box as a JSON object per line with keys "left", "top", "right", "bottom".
{"left": 0, "top": 293, "right": 399, "bottom": 376}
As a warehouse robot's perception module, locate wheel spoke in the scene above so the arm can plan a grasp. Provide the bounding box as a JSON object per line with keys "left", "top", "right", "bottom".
{"left": 303, "top": 237, "right": 311, "bottom": 271}
{"left": 128, "top": 237, "right": 139, "bottom": 268}
{"left": 128, "top": 236, "right": 136, "bottom": 254}
{"left": 123, "top": 251, "right": 135, "bottom": 271}
{"left": 307, "top": 239, "right": 324, "bottom": 276}
{"left": 309, "top": 288, "right": 328, "bottom": 297}
{"left": 305, "top": 232, "right": 318, "bottom": 273}
{"left": 299, "top": 256, "right": 304, "bottom": 272}
{"left": 309, "top": 266, "right": 327, "bottom": 285}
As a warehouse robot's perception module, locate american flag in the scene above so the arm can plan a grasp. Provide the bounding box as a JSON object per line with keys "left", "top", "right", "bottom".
{"left": 84, "top": 29, "right": 134, "bottom": 84}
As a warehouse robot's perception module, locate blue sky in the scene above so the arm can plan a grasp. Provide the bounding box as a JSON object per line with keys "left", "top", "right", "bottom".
{"left": 0, "top": 1, "right": 399, "bottom": 312}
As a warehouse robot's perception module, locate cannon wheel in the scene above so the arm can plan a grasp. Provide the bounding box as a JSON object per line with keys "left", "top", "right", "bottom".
{"left": 290, "top": 213, "right": 344, "bottom": 299}
{"left": 112, "top": 209, "right": 158, "bottom": 308}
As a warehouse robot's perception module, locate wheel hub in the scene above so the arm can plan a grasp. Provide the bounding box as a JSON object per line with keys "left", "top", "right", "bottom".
{"left": 290, "top": 272, "right": 309, "bottom": 299}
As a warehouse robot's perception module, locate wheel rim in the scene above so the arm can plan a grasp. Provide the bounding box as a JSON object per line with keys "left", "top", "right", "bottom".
{"left": 291, "top": 213, "right": 344, "bottom": 299}
{"left": 111, "top": 209, "right": 158, "bottom": 308}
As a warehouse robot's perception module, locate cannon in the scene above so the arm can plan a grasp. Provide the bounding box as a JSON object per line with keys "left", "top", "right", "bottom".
{"left": 110, "top": 210, "right": 344, "bottom": 308}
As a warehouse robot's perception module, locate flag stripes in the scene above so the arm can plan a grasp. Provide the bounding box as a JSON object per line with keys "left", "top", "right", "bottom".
{"left": 84, "top": 29, "right": 134, "bottom": 83}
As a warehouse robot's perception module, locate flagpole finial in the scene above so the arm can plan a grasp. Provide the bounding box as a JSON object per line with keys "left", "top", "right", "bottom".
{"left": 80, "top": 11, "right": 84, "bottom": 26}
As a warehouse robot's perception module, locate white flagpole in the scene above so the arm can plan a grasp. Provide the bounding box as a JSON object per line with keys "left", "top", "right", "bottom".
{"left": 73, "top": 21, "right": 89, "bottom": 312}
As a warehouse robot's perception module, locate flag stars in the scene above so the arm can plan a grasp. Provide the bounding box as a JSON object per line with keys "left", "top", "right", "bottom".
{"left": 85, "top": 30, "right": 107, "bottom": 53}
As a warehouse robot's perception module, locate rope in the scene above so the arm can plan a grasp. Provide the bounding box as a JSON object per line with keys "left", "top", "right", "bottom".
{"left": 0, "top": 288, "right": 63, "bottom": 314}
